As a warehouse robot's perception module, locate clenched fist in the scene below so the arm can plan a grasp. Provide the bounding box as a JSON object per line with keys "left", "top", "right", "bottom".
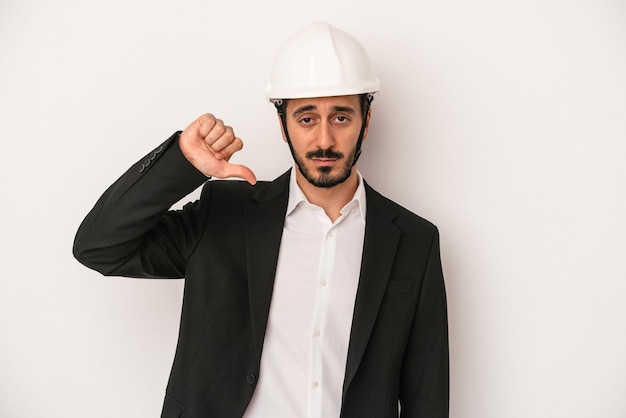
{"left": 179, "top": 113, "right": 257, "bottom": 185}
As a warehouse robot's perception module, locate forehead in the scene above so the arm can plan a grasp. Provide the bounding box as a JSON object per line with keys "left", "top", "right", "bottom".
{"left": 286, "top": 95, "right": 361, "bottom": 114}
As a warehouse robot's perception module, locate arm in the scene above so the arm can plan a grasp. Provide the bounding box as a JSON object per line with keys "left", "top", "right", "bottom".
{"left": 73, "top": 114, "right": 256, "bottom": 278}
{"left": 399, "top": 229, "right": 449, "bottom": 417}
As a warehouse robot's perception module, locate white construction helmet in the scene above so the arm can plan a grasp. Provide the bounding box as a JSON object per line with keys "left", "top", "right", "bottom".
{"left": 266, "top": 21, "right": 380, "bottom": 101}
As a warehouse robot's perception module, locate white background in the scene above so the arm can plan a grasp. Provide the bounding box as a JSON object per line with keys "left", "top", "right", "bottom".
{"left": 1, "top": 0, "right": 625, "bottom": 417}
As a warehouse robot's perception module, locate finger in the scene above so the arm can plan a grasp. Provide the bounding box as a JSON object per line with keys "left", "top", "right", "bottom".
{"left": 213, "top": 135, "right": 243, "bottom": 161}
{"left": 194, "top": 113, "right": 217, "bottom": 138}
{"left": 209, "top": 126, "right": 237, "bottom": 154}
{"left": 204, "top": 119, "right": 228, "bottom": 146}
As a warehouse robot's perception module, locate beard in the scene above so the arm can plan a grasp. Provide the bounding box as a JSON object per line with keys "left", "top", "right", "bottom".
{"left": 293, "top": 147, "right": 357, "bottom": 188}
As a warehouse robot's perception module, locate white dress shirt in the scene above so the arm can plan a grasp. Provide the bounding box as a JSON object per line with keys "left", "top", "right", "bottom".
{"left": 243, "top": 168, "right": 366, "bottom": 418}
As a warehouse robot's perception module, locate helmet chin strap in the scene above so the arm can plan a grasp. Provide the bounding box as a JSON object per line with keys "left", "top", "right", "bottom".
{"left": 273, "top": 99, "right": 300, "bottom": 171}
{"left": 273, "top": 94, "right": 374, "bottom": 169}
{"left": 352, "top": 93, "right": 374, "bottom": 166}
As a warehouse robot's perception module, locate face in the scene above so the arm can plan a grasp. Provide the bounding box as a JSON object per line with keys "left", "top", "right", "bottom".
{"left": 283, "top": 95, "right": 369, "bottom": 188}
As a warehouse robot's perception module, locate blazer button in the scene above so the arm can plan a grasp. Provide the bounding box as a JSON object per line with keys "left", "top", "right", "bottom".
{"left": 246, "top": 373, "right": 257, "bottom": 385}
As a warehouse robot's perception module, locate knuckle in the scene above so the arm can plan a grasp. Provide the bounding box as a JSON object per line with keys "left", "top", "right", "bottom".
{"left": 215, "top": 123, "right": 226, "bottom": 135}
{"left": 200, "top": 113, "right": 216, "bottom": 126}
{"left": 223, "top": 126, "right": 235, "bottom": 141}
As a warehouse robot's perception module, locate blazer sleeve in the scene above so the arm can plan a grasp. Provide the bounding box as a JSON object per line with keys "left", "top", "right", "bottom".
{"left": 399, "top": 228, "right": 449, "bottom": 417}
{"left": 73, "top": 132, "right": 209, "bottom": 278}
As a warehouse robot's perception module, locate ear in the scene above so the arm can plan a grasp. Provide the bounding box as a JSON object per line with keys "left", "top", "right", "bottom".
{"left": 277, "top": 114, "right": 288, "bottom": 143}
{"left": 361, "top": 108, "right": 372, "bottom": 142}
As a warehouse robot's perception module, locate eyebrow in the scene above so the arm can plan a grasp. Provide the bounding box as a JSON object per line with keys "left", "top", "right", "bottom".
{"left": 291, "top": 105, "right": 357, "bottom": 117}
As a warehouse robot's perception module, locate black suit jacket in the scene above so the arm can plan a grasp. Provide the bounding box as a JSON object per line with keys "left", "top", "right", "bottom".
{"left": 73, "top": 132, "right": 449, "bottom": 417}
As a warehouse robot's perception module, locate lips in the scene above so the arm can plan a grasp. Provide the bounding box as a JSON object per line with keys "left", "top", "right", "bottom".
{"left": 311, "top": 158, "right": 337, "bottom": 166}
{"left": 306, "top": 149, "right": 344, "bottom": 159}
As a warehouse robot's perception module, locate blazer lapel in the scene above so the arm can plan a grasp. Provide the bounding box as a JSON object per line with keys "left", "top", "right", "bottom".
{"left": 343, "top": 184, "right": 401, "bottom": 397}
{"left": 244, "top": 170, "right": 291, "bottom": 359}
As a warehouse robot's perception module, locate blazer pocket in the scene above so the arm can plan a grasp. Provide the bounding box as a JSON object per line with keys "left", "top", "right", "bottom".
{"left": 385, "top": 279, "right": 415, "bottom": 294}
{"left": 162, "top": 394, "right": 184, "bottom": 418}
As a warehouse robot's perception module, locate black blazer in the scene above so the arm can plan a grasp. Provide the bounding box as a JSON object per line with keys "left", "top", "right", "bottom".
{"left": 73, "top": 133, "right": 449, "bottom": 418}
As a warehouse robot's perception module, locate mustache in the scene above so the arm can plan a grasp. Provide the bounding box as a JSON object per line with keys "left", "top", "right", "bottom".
{"left": 306, "top": 149, "right": 344, "bottom": 159}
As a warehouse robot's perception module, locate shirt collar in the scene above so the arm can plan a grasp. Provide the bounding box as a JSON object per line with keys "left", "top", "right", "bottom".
{"left": 286, "top": 167, "right": 367, "bottom": 221}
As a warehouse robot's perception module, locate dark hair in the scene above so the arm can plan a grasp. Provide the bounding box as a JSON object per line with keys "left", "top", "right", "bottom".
{"left": 275, "top": 93, "right": 372, "bottom": 118}
{"left": 358, "top": 93, "right": 371, "bottom": 117}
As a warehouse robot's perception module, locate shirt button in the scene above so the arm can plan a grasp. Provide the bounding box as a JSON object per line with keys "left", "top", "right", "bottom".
{"left": 328, "top": 231, "right": 334, "bottom": 238}
{"left": 313, "top": 381, "right": 319, "bottom": 388}
{"left": 314, "top": 330, "right": 321, "bottom": 337}
{"left": 320, "top": 280, "right": 327, "bottom": 287}
{"left": 246, "top": 373, "right": 257, "bottom": 385}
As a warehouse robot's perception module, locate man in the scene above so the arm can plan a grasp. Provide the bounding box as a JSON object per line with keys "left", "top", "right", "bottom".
{"left": 74, "top": 21, "right": 449, "bottom": 418}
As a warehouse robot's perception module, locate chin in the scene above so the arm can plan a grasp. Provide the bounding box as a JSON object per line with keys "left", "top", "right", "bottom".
{"left": 304, "top": 167, "right": 352, "bottom": 188}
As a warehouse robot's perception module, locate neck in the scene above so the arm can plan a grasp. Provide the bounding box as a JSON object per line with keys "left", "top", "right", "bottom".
{"left": 295, "top": 168, "right": 359, "bottom": 223}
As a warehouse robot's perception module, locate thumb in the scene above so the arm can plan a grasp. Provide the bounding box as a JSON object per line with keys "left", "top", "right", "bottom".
{"left": 219, "top": 162, "right": 257, "bottom": 185}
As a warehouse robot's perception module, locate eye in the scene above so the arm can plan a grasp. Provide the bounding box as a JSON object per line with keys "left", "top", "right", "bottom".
{"left": 299, "top": 116, "right": 314, "bottom": 125}
{"left": 335, "top": 115, "right": 350, "bottom": 123}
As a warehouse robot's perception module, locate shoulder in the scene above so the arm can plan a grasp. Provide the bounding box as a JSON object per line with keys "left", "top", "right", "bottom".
{"left": 364, "top": 182, "right": 438, "bottom": 234}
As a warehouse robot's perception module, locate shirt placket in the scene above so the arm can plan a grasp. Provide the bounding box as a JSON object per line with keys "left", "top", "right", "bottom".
{"left": 308, "top": 218, "right": 337, "bottom": 418}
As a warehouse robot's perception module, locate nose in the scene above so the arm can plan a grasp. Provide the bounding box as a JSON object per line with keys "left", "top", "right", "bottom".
{"left": 317, "top": 121, "right": 335, "bottom": 149}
